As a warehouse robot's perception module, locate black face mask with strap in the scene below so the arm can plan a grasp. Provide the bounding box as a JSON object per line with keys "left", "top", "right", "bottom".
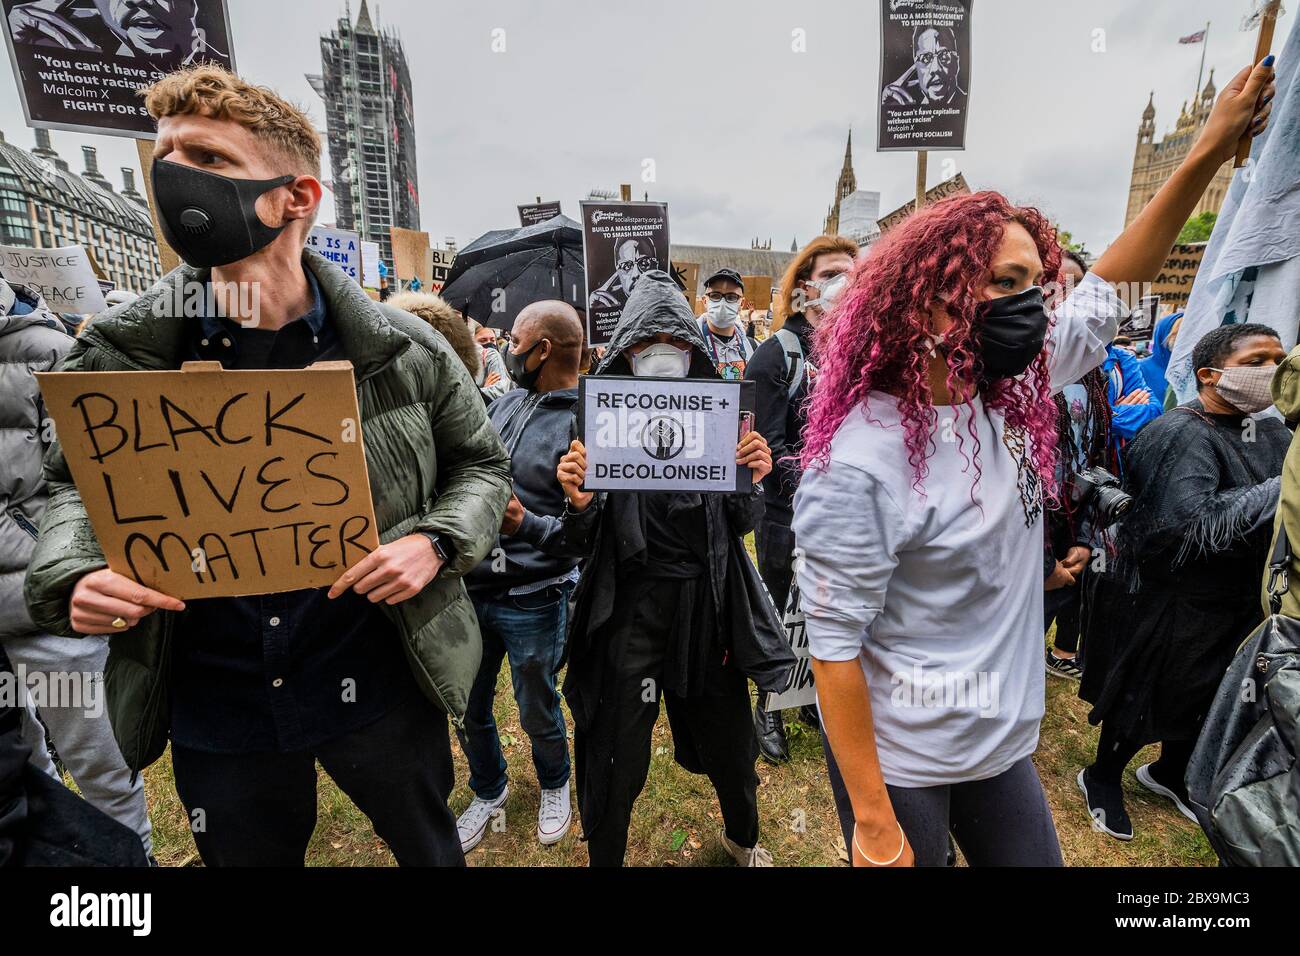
{"left": 505, "top": 339, "right": 547, "bottom": 391}
{"left": 975, "top": 285, "right": 1049, "bottom": 381}
{"left": 151, "top": 159, "right": 294, "bottom": 268}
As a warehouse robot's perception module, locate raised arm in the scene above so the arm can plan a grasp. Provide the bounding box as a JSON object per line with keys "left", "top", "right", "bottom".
{"left": 1092, "top": 59, "right": 1276, "bottom": 302}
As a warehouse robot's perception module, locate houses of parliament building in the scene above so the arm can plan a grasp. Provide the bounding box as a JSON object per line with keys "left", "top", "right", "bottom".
{"left": 1125, "top": 71, "right": 1234, "bottom": 228}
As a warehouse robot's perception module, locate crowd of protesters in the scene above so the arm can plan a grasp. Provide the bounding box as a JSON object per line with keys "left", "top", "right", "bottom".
{"left": 0, "top": 55, "right": 1291, "bottom": 867}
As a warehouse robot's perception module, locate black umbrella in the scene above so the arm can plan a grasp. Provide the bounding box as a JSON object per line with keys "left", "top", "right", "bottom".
{"left": 441, "top": 214, "right": 585, "bottom": 330}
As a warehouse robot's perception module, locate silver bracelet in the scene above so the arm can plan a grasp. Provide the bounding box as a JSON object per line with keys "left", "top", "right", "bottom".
{"left": 852, "top": 821, "right": 906, "bottom": 866}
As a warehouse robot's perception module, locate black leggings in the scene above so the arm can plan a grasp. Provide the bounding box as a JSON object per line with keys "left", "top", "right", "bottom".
{"left": 1044, "top": 582, "right": 1081, "bottom": 654}
{"left": 823, "top": 735, "right": 1062, "bottom": 866}
{"left": 1091, "top": 723, "right": 1195, "bottom": 792}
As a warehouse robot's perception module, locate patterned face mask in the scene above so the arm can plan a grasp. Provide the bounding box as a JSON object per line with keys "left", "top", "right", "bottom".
{"left": 1211, "top": 364, "right": 1277, "bottom": 414}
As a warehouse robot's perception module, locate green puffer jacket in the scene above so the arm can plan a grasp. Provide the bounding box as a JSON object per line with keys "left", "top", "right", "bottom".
{"left": 1266, "top": 345, "right": 1300, "bottom": 620}
{"left": 22, "top": 250, "right": 512, "bottom": 772}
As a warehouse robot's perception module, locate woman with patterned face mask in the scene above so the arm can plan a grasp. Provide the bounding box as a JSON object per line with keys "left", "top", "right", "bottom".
{"left": 1079, "top": 324, "right": 1289, "bottom": 841}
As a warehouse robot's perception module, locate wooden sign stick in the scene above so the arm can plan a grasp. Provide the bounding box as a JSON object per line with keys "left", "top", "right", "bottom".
{"left": 1235, "top": 0, "right": 1282, "bottom": 169}
{"left": 134, "top": 137, "right": 180, "bottom": 274}
{"left": 915, "top": 151, "right": 929, "bottom": 212}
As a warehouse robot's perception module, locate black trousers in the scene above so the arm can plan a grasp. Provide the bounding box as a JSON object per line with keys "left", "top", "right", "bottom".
{"left": 580, "top": 578, "right": 760, "bottom": 866}
{"left": 754, "top": 510, "right": 796, "bottom": 617}
{"left": 822, "top": 734, "right": 1061, "bottom": 866}
{"left": 1044, "top": 582, "right": 1082, "bottom": 654}
{"left": 172, "top": 692, "right": 464, "bottom": 866}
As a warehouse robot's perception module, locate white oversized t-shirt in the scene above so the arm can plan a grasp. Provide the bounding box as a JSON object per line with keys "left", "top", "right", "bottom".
{"left": 792, "top": 272, "right": 1123, "bottom": 787}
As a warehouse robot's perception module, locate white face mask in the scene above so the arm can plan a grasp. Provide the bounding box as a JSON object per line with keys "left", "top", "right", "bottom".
{"left": 630, "top": 342, "right": 691, "bottom": 378}
{"left": 705, "top": 297, "right": 741, "bottom": 330}
{"left": 804, "top": 273, "right": 850, "bottom": 320}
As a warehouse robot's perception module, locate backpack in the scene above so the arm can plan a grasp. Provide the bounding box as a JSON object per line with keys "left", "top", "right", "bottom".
{"left": 773, "top": 328, "right": 806, "bottom": 401}
{"left": 1187, "top": 524, "right": 1300, "bottom": 865}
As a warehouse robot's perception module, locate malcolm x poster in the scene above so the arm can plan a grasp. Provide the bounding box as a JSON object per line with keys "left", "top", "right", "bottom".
{"left": 877, "top": 0, "right": 972, "bottom": 152}
{"left": 2, "top": 0, "right": 235, "bottom": 137}
{"left": 581, "top": 200, "right": 670, "bottom": 347}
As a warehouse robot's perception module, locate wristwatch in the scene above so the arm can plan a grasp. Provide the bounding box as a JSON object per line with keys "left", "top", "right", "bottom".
{"left": 421, "top": 532, "right": 455, "bottom": 566}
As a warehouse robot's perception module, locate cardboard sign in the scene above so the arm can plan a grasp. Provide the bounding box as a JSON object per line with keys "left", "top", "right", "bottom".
{"left": 578, "top": 376, "right": 753, "bottom": 493}
{"left": 764, "top": 579, "right": 817, "bottom": 711}
{"left": 307, "top": 227, "right": 360, "bottom": 283}
{"left": 429, "top": 247, "right": 455, "bottom": 294}
{"left": 877, "top": 172, "right": 970, "bottom": 233}
{"left": 518, "top": 201, "right": 562, "bottom": 227}
{"left": 877, "top": 0, "right": 973, "bottom": 152}
{"left": 670, "top": 261, "right": 699, "bottom": 307}
{"left": 581, "top": 200, "right": 670, "bottom": 346}
{"left": 1, "top": 0, "right": 236, "bottom": 139}
{"left": 361, "top": 240, "right": 381, "bottom": 289}
{"left": 0, "top": 244, "right": 106, "bottom": 313}
{"left": 390, "top": 226, "right": 431, "bottom": 283}
{"left": 740, "top": 275, "right": 773, "bottom": 313}
{"left": 1151, "top": 243, "right": 1206, "bottom": 312}
{"left": 34, "top": 361, "right": 380, "bottom": 600}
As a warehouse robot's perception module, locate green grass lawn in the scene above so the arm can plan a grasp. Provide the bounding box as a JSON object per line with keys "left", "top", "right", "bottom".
{"left": 135, "top": 537, "right": 1213, "bottom": 866}
{"left": 140, "top": 659, "right": 1215, "bottom": 867}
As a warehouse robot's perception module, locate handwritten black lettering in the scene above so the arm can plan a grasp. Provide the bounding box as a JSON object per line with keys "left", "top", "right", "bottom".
{"left": 305, "top": 452, "right": 349, "bottom": 507}
{"left": 307, "top": 523, "right": 337, "bottom": 570}
{"left": 160, "top": 394, "right": 219, "bottom": 451}
{"left": 201, "top": 467, "right": 246, "bottom": 514}
{"left": 103, "top": 472, "right": 164, "bottom": 524}
{"left": 264, "top": 392, "right": 329, "bottom": 446}
{"left": 256, "top": 457, "right": 298, "bottom": 514}
{"left": 72, "top": 392, "right": 127, "bottom": 463}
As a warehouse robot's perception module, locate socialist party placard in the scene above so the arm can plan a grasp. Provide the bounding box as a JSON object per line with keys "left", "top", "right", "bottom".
{"left": 578, "top": 376, "right": 754, "bottom": 494}
{"left": 2, "top": 0, "right": 235, "bottom": 138}
{"left": 581, "top": 201, "right": 670, "bottom": 347}
{"left": 877, "top": 0, "right": 973, "bottom": 152}
{"left": 518, "top": 201, "right": 562, "bottom": 227}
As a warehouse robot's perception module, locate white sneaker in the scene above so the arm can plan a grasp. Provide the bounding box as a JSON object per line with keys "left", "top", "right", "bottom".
{"left": 723, "top": 832, "right": 773, "bottom": 867}
{"left": 537, "top": 785, "right": 572, "bottom": 845}
{"left": 1136, "top": 763, "right": 1199, "bottom": 823}
{"left": 457, "top": 785, "right": 508, "bottom": 853}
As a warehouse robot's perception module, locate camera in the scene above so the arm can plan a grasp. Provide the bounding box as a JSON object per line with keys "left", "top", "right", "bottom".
{"left": 1068, "top": 466, "right": 1133, "bottom": 527}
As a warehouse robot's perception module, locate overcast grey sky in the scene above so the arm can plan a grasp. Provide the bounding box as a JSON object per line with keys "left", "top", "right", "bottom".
{"left": 1, "top": 0, "right": 1289, "bottom": 256}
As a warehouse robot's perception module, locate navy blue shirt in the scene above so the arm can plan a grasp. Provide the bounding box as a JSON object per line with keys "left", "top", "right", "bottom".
{"left": 170, "top": 271, "right": 416, "bottom": 754}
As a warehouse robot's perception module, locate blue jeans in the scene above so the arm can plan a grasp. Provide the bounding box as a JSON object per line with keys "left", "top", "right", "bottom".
{"left": 461, "top": 583, "right": 572, "bottom": 799}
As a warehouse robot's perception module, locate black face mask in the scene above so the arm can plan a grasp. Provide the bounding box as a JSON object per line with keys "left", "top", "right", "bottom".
{"left": 975, "top": 286, "right": 1049, "bottom": 381}
{"left": 504, "top": 339, "right": 547, "bottom": 391}
{"left": 151, "top": 159, "right": 294, "bottom": 268}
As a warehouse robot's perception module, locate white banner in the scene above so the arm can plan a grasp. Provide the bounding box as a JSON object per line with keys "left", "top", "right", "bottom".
{"left": 765, "top": 578, "right": 817, "bottom": 711}
{"left": 579, "top": 375, "right": 752, "bottom": 493}
{"left": 307, "top": 226, "right": 361, "bottom": 283}
{"left": 0, "top": 244, "right": 106, "bottom": 314}
{"left": 361, "top": 240, "right": 381, "bottom": 289}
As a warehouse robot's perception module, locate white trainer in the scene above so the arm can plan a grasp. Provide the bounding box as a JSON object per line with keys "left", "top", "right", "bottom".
{"left": 723, "top": 832, "right": 773, "bottom": 867}
{"left": 1136, "top": 763, "right": 1199, "bottom": 823}
{"left": 537, "top": 785, "right": 572, "bottom": 845}
{"left": 457, "top": 785, "right": 508, "bottom": 853}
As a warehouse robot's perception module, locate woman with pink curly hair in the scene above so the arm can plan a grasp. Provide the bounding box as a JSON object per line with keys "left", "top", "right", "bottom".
{"left": 792, "top": 58, "right": 1277, "bottom": 867}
